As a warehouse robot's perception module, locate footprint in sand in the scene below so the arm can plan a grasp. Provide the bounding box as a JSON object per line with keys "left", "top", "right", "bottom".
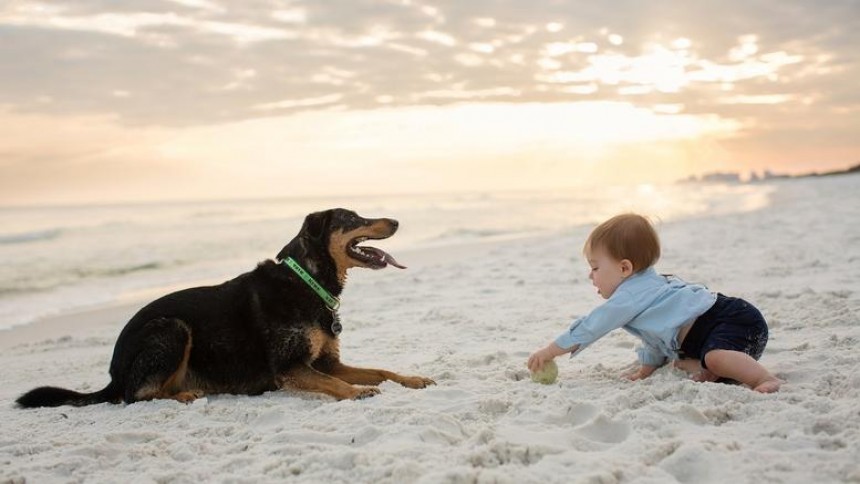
{"left": 575, "top": 414, "right": 631, "bottom": 444}
{"left": 104, "top": 432, "right": 161, "bottom": 444}
{"left": 543, "top": 403, "right": 599, "bottom": 426}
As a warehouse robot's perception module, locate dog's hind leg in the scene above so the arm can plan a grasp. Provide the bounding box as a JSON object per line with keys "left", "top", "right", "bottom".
{"left": 123, "top": 317, "right": 203, "bottom": 404}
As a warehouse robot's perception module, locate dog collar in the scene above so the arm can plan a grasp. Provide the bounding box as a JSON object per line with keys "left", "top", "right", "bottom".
{"left": 281, "top": 257, "right": 341, "bottom": 311}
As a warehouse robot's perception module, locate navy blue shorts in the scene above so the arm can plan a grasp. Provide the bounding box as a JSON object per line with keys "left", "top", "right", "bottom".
{"left": 678, "top": 294, "right": 769, "bottom": 369}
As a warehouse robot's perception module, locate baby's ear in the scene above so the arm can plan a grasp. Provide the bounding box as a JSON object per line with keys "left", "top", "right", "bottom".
{"left": 621, "top": 259, "right": 634, "bottom": 275}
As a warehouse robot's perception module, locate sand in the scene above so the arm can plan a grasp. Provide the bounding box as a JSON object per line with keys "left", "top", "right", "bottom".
{"left": 2, "top": 174, "right": 859, "bottom": 483}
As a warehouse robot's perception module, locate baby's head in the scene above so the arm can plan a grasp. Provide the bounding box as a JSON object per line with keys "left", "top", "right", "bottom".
{"left": 583, "top": 213, "right": 660, "bottom": 298}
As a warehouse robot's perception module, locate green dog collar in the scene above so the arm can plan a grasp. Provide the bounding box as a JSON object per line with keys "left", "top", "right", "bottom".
{"left": 281, "top": 257, "right": 341, "bottom": 311}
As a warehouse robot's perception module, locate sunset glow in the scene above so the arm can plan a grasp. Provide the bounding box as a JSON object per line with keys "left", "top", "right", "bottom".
{"left": 0, "top": 1, "right": 856, "bottom": 204}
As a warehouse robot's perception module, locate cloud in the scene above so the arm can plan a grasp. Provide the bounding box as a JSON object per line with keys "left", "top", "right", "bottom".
{"left": 0, "top": 0, "right": 857, "bottom": 205}
{"left": 0, "top": 0, "right": 856, "bottom": 129}
{"left": 252, "top": 93, "right": 344, "bottom": 111}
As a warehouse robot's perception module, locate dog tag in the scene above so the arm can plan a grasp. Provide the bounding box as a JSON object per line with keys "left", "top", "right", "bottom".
{"left": 331, "top": 312, "right": 342, "bottom": 335}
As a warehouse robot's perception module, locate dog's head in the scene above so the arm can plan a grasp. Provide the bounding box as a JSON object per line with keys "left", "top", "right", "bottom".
{"left": 278, "top": 208, "right": 405, "bottom": 283}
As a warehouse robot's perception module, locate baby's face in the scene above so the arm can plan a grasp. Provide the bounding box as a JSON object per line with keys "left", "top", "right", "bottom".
{"left": 585, "top": 246, "right": 629, "bottom": 299}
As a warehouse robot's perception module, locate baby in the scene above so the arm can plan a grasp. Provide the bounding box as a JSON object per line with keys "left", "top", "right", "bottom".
{"left": 527, "top": 213, "right": 781, "bottom": 393}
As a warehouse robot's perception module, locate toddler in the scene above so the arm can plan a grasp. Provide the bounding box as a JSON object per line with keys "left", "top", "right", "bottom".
{"left": 527, "top": 213, "right": 781, "bottom": 393}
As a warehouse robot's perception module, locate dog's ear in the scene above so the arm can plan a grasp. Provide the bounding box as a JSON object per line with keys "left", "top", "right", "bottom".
{"left": 301, "top": 210, "right": 333, "bottom": 240}
{"left": 276, "top": 210, "right": 333, "bottom": 261}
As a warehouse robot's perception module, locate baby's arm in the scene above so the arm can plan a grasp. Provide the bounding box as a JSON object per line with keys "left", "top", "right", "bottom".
{"left": 626, "top": 343, "right": 668, "bottom": 380}
{"left": 532, "top": 292, "right": 643, "bottom": 374}
{"left": 528, "top": 342, "right": 578, "bottom": 372}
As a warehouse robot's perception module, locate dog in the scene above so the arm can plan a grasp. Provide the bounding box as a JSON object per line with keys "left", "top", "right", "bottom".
{"left": 16, "top": 208, "right": 435, "bottom": 407}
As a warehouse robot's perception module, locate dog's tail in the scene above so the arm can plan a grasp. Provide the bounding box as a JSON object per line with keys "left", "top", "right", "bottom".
{"left": 16, "top": 381, "right": 121, "bottom": 408}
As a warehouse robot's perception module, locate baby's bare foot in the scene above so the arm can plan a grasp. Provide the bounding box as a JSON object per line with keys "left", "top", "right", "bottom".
{"left": 753, "top": 377, "right": 782, "bottom": 393}
{"left": 692, "top": 369, "right": 719, "bottom": 383}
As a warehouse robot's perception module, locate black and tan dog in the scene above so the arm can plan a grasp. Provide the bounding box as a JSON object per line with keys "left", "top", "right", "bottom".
{"left": 17, "top": 209, "right": 434, "bottom": 408}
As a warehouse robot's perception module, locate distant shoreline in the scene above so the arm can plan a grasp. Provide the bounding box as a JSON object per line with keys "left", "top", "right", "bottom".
{"left": 762, "top": 162, "right": 860, "bottom": 179}
{"left": 681, "top": 162, "right": 860, "bottom": 184}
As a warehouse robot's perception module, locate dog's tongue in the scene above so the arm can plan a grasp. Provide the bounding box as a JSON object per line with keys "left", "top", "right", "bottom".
{"left": 363, "top": 246, "right": 406, "bottom": 269}
{"left": 382, "top": 251, "right": 406, "bottom": 269}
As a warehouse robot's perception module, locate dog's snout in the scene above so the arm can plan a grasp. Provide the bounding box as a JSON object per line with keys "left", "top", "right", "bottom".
{"left": 389, "top": 219, "right": 399, "bottom": 230}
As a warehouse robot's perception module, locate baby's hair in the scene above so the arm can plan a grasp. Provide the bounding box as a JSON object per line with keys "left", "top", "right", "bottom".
{"left": 584, "top": 213, "right": 661, "bottom": 273}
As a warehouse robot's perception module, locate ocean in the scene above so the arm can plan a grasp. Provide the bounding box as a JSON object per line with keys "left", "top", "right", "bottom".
{"left": 0, "top": 182, "right": 773, "bottom": 331}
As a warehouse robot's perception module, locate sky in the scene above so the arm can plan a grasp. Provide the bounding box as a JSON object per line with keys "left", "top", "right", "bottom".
{"left": 1, "top": 0, "right": 858, "bottom": 205}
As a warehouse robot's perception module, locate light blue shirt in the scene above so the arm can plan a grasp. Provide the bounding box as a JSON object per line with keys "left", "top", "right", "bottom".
{"left": 555, "top": 267, "right": 717, "bottom": 366}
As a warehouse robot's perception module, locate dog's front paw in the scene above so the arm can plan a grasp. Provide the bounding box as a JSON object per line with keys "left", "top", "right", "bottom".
{"left": 173, "top": 390, "right": 205, "bottom": 404}
{"left": 399, "top": 376, "right": 436, "bottom": 389}
{"left": 351, "top": 386, "right": 381, "bottom": 400}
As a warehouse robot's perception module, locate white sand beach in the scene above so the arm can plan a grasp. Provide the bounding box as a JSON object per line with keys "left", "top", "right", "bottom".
{"left": 2, "top": 174, "right": 859, "bottom": 483}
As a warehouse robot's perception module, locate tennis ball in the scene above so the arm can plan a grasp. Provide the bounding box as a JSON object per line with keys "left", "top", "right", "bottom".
{"left": 531, "top": 360, "right": 558, "bottom": 384}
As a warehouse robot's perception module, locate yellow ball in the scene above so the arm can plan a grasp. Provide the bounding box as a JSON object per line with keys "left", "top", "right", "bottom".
{"left": 531, "top": 360, "right": 558, "bottom": 384}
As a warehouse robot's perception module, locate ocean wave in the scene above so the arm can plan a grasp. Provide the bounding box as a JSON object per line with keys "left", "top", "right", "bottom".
{"left": 72, "top": 262, "right": 165, "bottom": 279}
{"left": 0, "top": 262, "right": 167, "bottom": 296}
{"left": 430, "top": 227, "right": 530, "bottom": 242}
{"left": 0, "top": 228, "right": 63, "bottom": 245}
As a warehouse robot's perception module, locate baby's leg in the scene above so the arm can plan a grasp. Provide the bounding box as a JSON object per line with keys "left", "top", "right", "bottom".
{"left": 703, "top": 350, "right": 781, "bottom": 393}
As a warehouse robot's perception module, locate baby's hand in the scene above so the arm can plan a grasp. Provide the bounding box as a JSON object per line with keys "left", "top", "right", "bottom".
{"left": 527, "top": 343, "right": 566, "bottom": 372}
{"left": 527, "top": 350, "right": 551, "bottom": 373}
